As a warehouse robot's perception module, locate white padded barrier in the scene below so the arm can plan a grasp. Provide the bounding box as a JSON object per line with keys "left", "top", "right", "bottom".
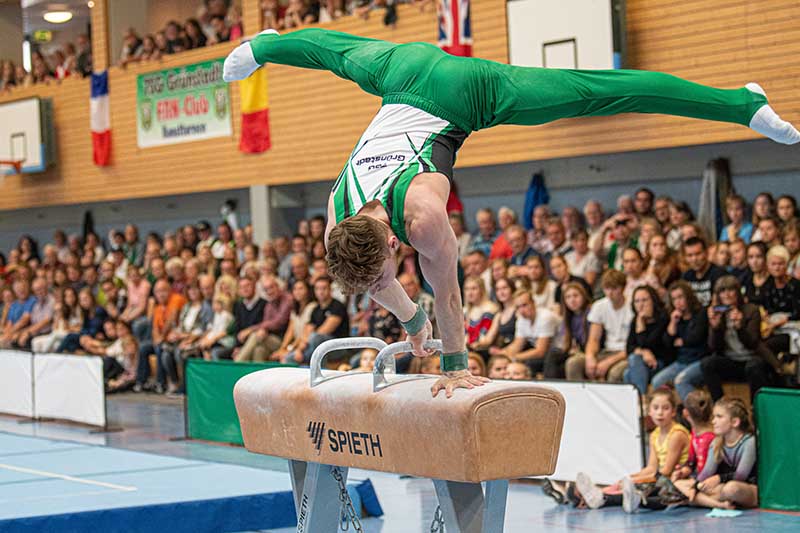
{"left": 34, "top": 354, "right": 106, "bottom": 427}
{"left": 0, "top": 350, "right": 34, "bottom": 418}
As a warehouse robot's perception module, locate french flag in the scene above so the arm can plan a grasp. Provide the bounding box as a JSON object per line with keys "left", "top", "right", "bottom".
{"left": 438, "top": 0, "right": 473, "bottom": 57}
{"left": 90, "top": 71, "right": 111, "bottom": 166}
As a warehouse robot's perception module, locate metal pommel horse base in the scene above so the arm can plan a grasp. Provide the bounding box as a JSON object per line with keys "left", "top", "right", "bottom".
{"left": 234, "top": 337, "right": 566, "bottom": 532}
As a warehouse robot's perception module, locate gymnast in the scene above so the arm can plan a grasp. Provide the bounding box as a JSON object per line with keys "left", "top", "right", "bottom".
{"left": 223, "top": 28, "right": 799, "bottom": 398}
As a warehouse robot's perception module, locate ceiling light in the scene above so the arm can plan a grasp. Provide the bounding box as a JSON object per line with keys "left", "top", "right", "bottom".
{"left": 88, "top": 1, "right": 95, "bottom": 8}
{"left": 43, "top": 11, "right": 73, "bottom": 24}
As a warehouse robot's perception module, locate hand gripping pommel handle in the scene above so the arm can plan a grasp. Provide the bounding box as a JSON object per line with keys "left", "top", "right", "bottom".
{"left": 373, "top": 339, "right": 443, "bottom": 392}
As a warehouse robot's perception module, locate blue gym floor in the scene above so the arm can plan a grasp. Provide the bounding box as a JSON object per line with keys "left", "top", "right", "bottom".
{"left": 1, "top": 394, "right": 798, "bottom": 532}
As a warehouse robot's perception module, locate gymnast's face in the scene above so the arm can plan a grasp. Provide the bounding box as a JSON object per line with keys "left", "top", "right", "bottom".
{"left": 369, "top": 243, "right": 400, "bottom": 294}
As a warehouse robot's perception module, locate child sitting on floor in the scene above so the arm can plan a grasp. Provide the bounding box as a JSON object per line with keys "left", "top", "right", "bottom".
{"left": 672, "top": 390, "right": 715, "bottom": 482}
{"left": 552, "top": 388, "right": 690, "bottom": 512}
{"left": 674, "top": 398, "right": 758, "bottom": 509}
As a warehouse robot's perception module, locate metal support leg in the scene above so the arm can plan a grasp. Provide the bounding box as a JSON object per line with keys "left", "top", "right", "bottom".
{"left": 482, "top": 480, "right": 509, "bottom": 533}
{"left": 289, "top": 461, "right": 347, "bottom": 533}
{"left": 433, "top": 479, "right": 509, "bottom": 533}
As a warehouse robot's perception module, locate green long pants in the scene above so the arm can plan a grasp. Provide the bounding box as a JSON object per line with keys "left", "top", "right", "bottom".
{"left": 249, "top": 28, "right": 767, "bottom": 134}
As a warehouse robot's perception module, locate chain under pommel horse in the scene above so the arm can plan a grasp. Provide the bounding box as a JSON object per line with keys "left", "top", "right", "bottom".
{"left": 234, "top": 337, "right": 566, "bottom": 532}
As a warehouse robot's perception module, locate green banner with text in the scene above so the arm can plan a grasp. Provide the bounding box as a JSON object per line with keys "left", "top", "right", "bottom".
{"left": 136, "top": 59, "right": 231, "bottom": 148}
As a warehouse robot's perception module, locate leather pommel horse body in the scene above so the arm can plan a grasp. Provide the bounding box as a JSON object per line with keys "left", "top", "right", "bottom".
{"left": 234, "top": 338, "right": 566, "bottom": 532}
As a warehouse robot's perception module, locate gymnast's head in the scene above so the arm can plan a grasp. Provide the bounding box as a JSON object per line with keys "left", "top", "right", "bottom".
{"left": 327, "top": 215, "right": 399, "bottom": 295}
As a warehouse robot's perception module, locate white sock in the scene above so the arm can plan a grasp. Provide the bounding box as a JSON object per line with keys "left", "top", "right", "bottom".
{"left": 746, "top": 83, "right": 800, "bottom": 145}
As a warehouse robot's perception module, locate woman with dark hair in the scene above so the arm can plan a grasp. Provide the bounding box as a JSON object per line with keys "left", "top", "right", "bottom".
{"left": 56, "top": 287, "right": 107, "bottom": 353}
{"left": 776, "top": 194, "right": 799, "bottom": 224}
{"left": 468, "top": 277, "right": 517, "bottom": 360}
{"left": 743, "top": 241, "right": 769, "bottom": 306}
{"left": 559, "top": 281, "right": 593, "bottom": 379}
{"left": 703, "top": 275, "right": 781, "bottom": 400}
{"left": 17, "top": 235, "right": 40, "bottom": 264}
{"left": 271, "top": 279, "right": 315, "bottom": 361}
{"left": 624, "top": 285, "right": 670, "bottom": 395}
{"left": 184, "top": 18, "right": 208, "bottom": 49}
{"left": 652, "top": 281, "right": 709, "bottom": 399}
{"left": 646, "top": 233, "right": 680, "bottom": 290}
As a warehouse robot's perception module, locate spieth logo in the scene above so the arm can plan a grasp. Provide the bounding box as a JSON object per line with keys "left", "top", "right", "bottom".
{"left": 306, "top": 421, "right": 326, "bottom": 453}
{"left": 306, "top": 420, "right": 383, "bottom": 458}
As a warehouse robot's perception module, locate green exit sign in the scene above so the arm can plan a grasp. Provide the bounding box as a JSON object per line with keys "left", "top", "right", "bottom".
{"left": 33, "top": 30, "right": 52, "bottom": 42}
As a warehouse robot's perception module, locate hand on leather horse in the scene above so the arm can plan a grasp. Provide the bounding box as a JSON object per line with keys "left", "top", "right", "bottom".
{"left": 431, "top": 369, "right": 491, "bottom": 399}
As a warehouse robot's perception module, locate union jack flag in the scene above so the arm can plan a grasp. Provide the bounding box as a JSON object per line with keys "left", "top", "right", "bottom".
{"left": 438, "top": 0, "right": 473, "bottom": 57}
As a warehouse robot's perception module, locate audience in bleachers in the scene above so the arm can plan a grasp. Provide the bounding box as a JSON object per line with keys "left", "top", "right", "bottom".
{"left": 0, "top": 185, "right": 797, "bottom": 405}
{"left": 0, "top": 34, "right": 92, "bottom": 93}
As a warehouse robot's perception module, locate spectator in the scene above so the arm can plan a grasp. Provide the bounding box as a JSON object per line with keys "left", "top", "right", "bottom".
{"left": 139, "top": 35, "right": 160, "bottom": 61}
{"left": 57, "top": 287, "right": 107, "bottom": 353}
{"left": 160, "top": 283, "right": 213, "bottom": 393}
{"left": 272, "top": 280, "right": 315, "bottom": 361}
{"left": 636, "top": 217, "right": 661, "bottom": 257}
{"left": 583, "top": 200, "right": 606, "bottom": 253}
{"left": 497, "top": 289, "right": 563, "bottom": 379}
{"left": 545, "top": 218, "right": 572, "bottom": 258}
{"left": 624, "top": 285, "right": 670, "bottom": 396}
{"left": 682, "top": 237, "right": 726, "bottom": 307}
{"left": 506, "top": 361, "right": 532, "bottom": 380}
{"left": 135, "top": 279, "right": 185, "bottom": 391}
{"left": 469, "top": 277, "right": 516, "bottom": 358}
{"left": 651, "top": 281, "right": 709, "bottom": 399}
{"left": 368, "top": 303, "right": 403, "bottom": 344}
{"left": 449, "top": 211, "right": 472, "bottom": 260}
{"left": 15, "top": 278, "right": 54, "bottom": 350}
{"left": 289, "top": 253, "right": 310, "bottom": 286}
{"left": 560, "top": 206, "right": 583, "bottom": 240}
{"left": 262, "top": 0, "right": 286, "bottom": 30}
{"left": 783, "top": 220, "right": 800, "bottom": 277}
{"left": 120, "top": 28, "right": 143, "bottom": 66}
{"left": 121, "top": 264, "right": 151, "bottom": 341}
{"left": 284, "top": 0, "right": 316, "bottom": 29}
{"left": 525, "top": 255, "right": 556, "bottom": 309}
{"left": 461, "top": 250, "right": 492, "bottom": 297}
{"left": 210, "top": 14, "right": 231, "bottom": 42}
{"left": 666, "top": 201, "right": 693, "bottom": 250}
{"left": 646, "top": 233, "right": 680, "bottom": 290}
{"left": 213, "top": 277, "right": 266, "bottom": 360}
{"left": 398, "top": 272, "right": 436, "bottom": 331}
{"left": 550, "top": 254, "right": 591, "bottom": 306}
{"left": 467, "top": 353, "right": 487, "bottom": 377}
{"left": 469, "top": 209, "right": 498, "bottom": 258}
{"left": 750, "top": 192, "right": 775, "bottom": 242}
{"left": 565, "top": 229, "right": 601, "bottom": 289}
{"left": 76, "top": 33, "right": 92, "bottom": 76}
{"left": 760, "top": 245, "right": 800, "bottom": 356}
{"left": 719, "top": 194, "right": 752, "bottom": 243}
{"left": 604, "top": 215, "right": 638, "bottom": 271}
{"left": 674, "top": 398, "right": 758, "bottom": 510}
{"left": 293, "top": 276, "right": 349, "bottom": 364}
{"left": 107, "top": 335, "right": 139, "bottom": 393}
{"left": 776, "top": 194, "right": 798, "bottom": 224}
{"left": 463, "top": 277, "right": 498, "bottom": 346}
{"left": 199, "top": 294, "right": 235, "bottom": 361}
{"left": 634, "top": 187, "right": 655, "bottom": 218}
{"left": 743, "top": 241, "right": 768, "bottom": 306}
{"left": 755, "top": 216, "right": 782, "bottom": 249}
{"left": 32, "top": 290, "right": 73, "bottom": 353}
{"left": 727, "top": 238, "right": 749, "bottom": 283}
{"left": 557, "top": 282, "right": 593, "bottom": 378}
{"left": 1, "top": 60, "right": 16, "bottom": 90}
{"left": 487, "top": 354, "right": 510, "bottom": 378}
{"left": 527, "top": 205, "right": 552, "bottom": 255}
{"left": 505, "top": 225, "right": 535, "bottom": 267}
{"left": 565, "top": 270, "right": 632, "bottom": 382}
{"left": 184, "top": 18, "right": 208, "bottom": 49}
{"left": 0, "top": 280, "right": 36, "bottom": 348}
{"left": 235, "top": 275, "right": 292, "bottom": 362}
{"left": 622, "top": 247, "right": 662, "bottom": 301}
{"left": 703, "top": 276, "right": 781, "bottom": 400}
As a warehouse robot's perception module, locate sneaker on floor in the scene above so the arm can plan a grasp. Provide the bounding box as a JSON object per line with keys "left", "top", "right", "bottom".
{"left": 132, "top": 383, "right": 143, "bottom": 393}
{"left": 576, "top": 472, "right": 605, "bottom": 510}
{"left": 622, "top": 477, "right": 642, "bottom": 514}
{"left": 154, "top": 383, "right": 166, "bottom": 395}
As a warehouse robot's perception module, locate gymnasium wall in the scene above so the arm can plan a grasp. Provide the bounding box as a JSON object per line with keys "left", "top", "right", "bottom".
{"left": 0, "top": 0, "right": 796, "bottom": 212}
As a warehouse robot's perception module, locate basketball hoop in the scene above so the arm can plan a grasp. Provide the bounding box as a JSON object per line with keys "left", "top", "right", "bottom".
{"left": 0, "top": 160, "right": 23, "bottom": 175}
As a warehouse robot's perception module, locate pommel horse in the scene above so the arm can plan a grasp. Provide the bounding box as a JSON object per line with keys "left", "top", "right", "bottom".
{"left": 234, "top": 338, "right": 565, "bottom": 532}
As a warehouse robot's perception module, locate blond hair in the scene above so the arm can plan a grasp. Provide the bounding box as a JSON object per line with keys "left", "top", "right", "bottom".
{"left": 326, "top": 215, "right": 389, "bottom": 294}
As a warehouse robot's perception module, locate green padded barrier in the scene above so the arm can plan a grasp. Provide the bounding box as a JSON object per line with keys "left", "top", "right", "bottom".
{"left": 755, "top": 387, "right": 800, "bottom": 511}
{"left": 186, "top": 359, "right": 296, "bottom": 445}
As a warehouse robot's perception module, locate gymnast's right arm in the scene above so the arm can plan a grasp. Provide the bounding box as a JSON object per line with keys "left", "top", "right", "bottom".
{"left": 223, "top": 28, "right": 393, "bottom": 97}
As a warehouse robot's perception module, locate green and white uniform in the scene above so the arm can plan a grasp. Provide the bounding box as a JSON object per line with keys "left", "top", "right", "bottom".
{"left": 247, "top": 28, "right": 769, "bottom": 243}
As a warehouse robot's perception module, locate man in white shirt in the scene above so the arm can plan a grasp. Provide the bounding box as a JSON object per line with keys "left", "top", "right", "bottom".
{"left": 565, "top": 269, "right": 632, "bottom": 382}
{"left": 498, "top": 289, "right": 564, "bottom": 378}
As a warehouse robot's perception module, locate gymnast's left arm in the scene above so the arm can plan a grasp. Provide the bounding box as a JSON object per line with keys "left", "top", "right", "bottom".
{"left": 412, "top": 206, "right": 490, "bottom": 398}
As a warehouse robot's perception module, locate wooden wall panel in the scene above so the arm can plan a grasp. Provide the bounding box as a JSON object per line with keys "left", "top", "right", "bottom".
{"left": 0, "top": 0, "right": 797, "bottom": 210}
